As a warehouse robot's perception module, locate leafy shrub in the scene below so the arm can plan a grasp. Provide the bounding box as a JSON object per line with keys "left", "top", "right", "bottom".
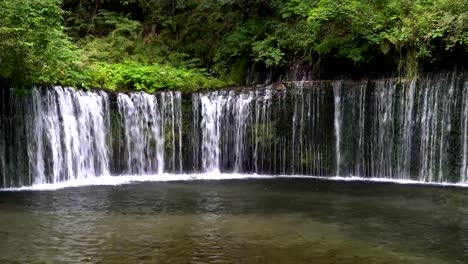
{"left": 86, "top": 62, "right": 230, "bottom": 92}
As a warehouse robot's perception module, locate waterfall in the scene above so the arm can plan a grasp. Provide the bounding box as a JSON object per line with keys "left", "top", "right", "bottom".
{"left": 374, "top": 80, "right": 396, "bottom": 178}
{"left": 116, "top": 91, "right": 183, "bottom": 174}
{"left": 117, "top": 93, "right": 162, "bottom": 174}
{"left": 190, "top": 86, "right": 328, "bottom": 175}
{"left": 197, "top": 93, "right": 225, "bottom": 172}
{"left": 190, "top": 74, "right": 467, "bottom": 182}
{"left": 399, "top": 80, "right": 416, "bottom": 179}
{"left": 355, "top": 82, "right": 367, "bottom": 176}
{"left": 25, "top": 87, "right": 110, "bottom": 184}
{"left": 461, "top": 80, "right": 468, "bottom": 182}
{"left": 0, "top": 107, "right": 5, "bottom": 186}
{"left": 1, "top": 73, "right": 468, "bottom": 188}
{"left": 233, "top": 92, "right": 254, "bottom": 172}
{"left": 333, "top": 81, "right": 343, "bottom": 176}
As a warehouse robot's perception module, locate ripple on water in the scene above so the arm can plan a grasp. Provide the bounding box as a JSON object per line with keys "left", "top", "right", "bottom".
{"left": 0, "top": 179, "right": 466, "bottom": 263}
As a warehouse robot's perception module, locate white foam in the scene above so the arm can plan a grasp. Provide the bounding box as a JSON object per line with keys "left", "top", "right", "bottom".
{"left": 286, "top": 175, "right": 468, "bottom": 188}
{"left": 1, "top": 174, "right": 467, "bottom": 192}
{"left": 0, "top": 173, "right": 273, "bottom": 191}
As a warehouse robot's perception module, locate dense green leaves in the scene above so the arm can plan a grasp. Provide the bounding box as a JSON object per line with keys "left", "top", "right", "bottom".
{"left": 307, "top": 0, "right": 468, "bottom": 76}
{"left": 87, "top": 62, "right": 229, "bottom": 92}
{"left": 0, "top": 0, "right": 466, "bottom": 89}
{"left": 0, "top": 0, "right": 83, "bottom": 87}
{"left": 0, "top": 0, "right": 229, "bottom": 91}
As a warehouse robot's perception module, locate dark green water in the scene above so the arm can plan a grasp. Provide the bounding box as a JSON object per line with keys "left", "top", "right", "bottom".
{"left": 0, "top": 178, "right": 467, "bottom": 263}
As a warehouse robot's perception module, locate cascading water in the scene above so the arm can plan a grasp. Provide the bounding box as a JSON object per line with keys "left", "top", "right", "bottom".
{"left": 115, "top": 91, "right": 183, "bottom": 174}
{"left": 461, "top": 80, "right": 468, "bottom": 182}
{"left": 333, "top": 81, "right": 343, "bottom": 176}
{"left": 197, "top": 93, "right": 226, "bottom": 173}
{"left": 3, "top": 87, "right": 112, "bottom": 187}
{"left": 191, "top": 86, "right": 331, "bottom": 175}
{"left": 33, "top": 87, "right": 111, "bottom": 183}
{"left": 117, "top": 93, "right": 164, "bottom": 174}
{"left": 1, "top": 73, "right": 468, "bottom": 188}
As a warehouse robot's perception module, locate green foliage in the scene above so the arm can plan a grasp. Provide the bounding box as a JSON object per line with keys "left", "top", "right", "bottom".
{"left": 1, "top": 0, "right": 467, "bottom": 89}
{"left": 252, "top": 41, "right": 285, "bottom": 67}
{"left": 279, "top": 0, "right": 315, "bottom": 19}
{"left": 308, "top": 0, "right": 468, "bottom": 76}
{"left": 86, "top": 62, "right": 230, "bottom": 92}
{"left": 229, "top": 57, "right": 249, "bottom": 84}
{"left": 81, "top": 11, "right": 143, "bottom": 63}
{"left": 0, "top": 1, "right": 229, "bottom": 91}
{"left": 308, "top": 0, "right": 375, "bottom": 63}
{"left": 0, "top": 0, "right": 84, "bottom": 88}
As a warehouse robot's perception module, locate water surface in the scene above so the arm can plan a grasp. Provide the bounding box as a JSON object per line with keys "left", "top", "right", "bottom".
{"left": 0, "top": 178, "right": 467, "bottom": 263}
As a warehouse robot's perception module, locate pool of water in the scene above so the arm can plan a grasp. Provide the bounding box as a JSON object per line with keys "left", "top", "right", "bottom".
{"left": 0, "top": 177, "right": 467, "bottom": 263}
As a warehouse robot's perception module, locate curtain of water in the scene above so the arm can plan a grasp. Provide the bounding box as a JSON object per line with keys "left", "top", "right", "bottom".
{"left": 116, "top": 91, "right": 183, "bottom": 174}
{"left": 191, "top": 86, "right": 331, "bottom": 175}
{"left": 190, "top": 74, "right": 466, "bottom": 182}
{"left": 25, "top": 87, "right": 111, "bottom": 184}
{"left": 333, "top": 81, "right": 343, "bottom": 176}
{"left": 197, "top": 92, "right": 227, "bottom": 173}
{"left": 461, "top": 80, "right": 468, "bottom": 182}
{"left": 1, "top": 74, "right": 468, "bottom": 188}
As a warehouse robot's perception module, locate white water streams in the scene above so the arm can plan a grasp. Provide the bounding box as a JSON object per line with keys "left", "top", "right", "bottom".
{"left": 0, "top": 116, "right": 5, "bottom": 186}
{"left": 399, "top": 80, "right": 416, "bottom": 179}
{"left": 333, "top": 81, "right": 343, "bottom": 176}
{"left": 461, "top": 80, "right": 468, "bottom": 182}
{"left": 1, "top": 74, "right": 468, "bottom": 188}
{"left": 198, "top": 93, "right": 225, "bottom": 172}
{"left": 192, "top": 87, "right": 326, "bottom": 175}
{"left": 233, "top": 92, "right": 254, "bottom": 171}
{"left": 117, "top": 91, "right": 183, "bottom": 174}
{"left": 27, "top": 87, "right": 110, "bottom": 184}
